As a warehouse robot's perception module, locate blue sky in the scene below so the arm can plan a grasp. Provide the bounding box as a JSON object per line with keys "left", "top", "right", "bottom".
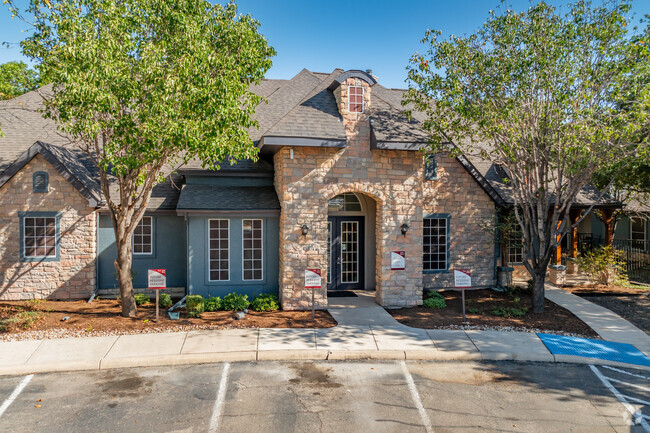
{"left": 0, "top": 0, "right": 648, "bottom": 89}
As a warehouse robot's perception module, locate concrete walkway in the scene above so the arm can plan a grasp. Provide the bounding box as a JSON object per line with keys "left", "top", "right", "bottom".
{"left": 544, "top": 285, "right": 650, "bottom": 356}
{"left": 0, "top": 285, "right": 648, "bottom": 376}
{"left": 326, "top": 290, "right": 401, "bottom": 326}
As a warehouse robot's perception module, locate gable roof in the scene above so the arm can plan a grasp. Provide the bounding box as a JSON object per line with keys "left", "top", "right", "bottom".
{"left": 0, "top": 141, "right": 101, "bottom": 206}
{"left": 0, "top": 69, "right": 621, "bottom": 211}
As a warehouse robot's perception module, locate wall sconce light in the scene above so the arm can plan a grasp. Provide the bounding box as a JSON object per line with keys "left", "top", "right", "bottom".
{"left": 400, "top": 223, "right": 410, "bottom": 237}
{"left": 300, "top": 224, "right": 310, "bottom": 236}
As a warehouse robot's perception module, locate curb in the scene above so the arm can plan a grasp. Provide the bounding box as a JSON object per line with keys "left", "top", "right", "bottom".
{"left": 1, "top": 350, "right": 648, "bottom": 376}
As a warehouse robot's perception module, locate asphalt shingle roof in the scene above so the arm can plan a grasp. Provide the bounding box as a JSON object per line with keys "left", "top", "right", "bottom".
{"left": 0, "top": 68, "right": 622, "bottom": 210}
{"left": 176, "top": 184, "right": 280, "bottom": 211}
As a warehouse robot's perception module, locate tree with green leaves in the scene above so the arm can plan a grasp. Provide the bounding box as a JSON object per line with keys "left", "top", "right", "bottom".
{"left": 10, "top": 0, "right": 275, "bottom": 317}
{"left": 0, "top": 61, "right": 40, "bottom": 99}
{"left": 592, "top": 14, "right": 650, "bottom": 227}
{"left": 404, "top": 1, "right": 649, "bottom": 313}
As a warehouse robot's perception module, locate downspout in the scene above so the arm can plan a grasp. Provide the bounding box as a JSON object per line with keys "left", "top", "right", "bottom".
{"left": 88, "top": 210, "right": 101, "bottom": 303}
{"left": 185, "top": 212, "right": 190, "bottom": 297}
{"left": 493, "top": 208, "right": 501, "bottom": 289}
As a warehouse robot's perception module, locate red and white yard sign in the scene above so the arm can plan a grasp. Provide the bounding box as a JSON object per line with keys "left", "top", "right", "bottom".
{"left": 454, "top": 269, "right": 471, "bottom": 289}
{"left": 391, "top": 251, "right": 406, "bottom": 270}
{"left": 305, "top": 269, "right": 321, "bottom": 289}
{"left": 148, "top": 269, "right": 166, "bottom": 289}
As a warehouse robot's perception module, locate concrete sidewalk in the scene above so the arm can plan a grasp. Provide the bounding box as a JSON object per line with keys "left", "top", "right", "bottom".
{"left": 0, "top": 285, "right": 649, "bottom": 375}
{"left": 544, "top": 285, "right": 650, "bottom": 357}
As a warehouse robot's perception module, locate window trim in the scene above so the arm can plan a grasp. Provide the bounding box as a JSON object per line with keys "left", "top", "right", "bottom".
{"left": 32, "top": 171, "right": 49, "bottom": 193}
{"left": 208, "top": 218, "right": 230, "bottom": 282}
{"left": 424, "top": 154, "right": 438, "bottom": 180}
{"left": 348, "top": 85, "right": 364, "bottom": 113}
{"left": 132, "top": 216, "right": 155, "bottom": 257}
{"left": 19, "top": 211, "right": 61, "bottom": 262}
{"left": 242, "top": 218, "right": 264, "bottom": 281}
{"left": 423, "top": 213, "right": 451, "bottom": 274}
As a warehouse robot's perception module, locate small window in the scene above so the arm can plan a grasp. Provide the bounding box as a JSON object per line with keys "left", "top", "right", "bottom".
{"left": 33, "top": 172, "right": 49, "bottom": 193}
{"left": 328, "top": 193, "right": 362, "bottom": 212}
{"left": 507, "top": 230, "right": 524, "bottom": 264}
{"left": 424, "top": 155, "right": 438, "bottom": 180}
{"left": 631, "top": 218, "right": 646, "bottom": 241}
{"left": 133, "top": 216, "right": 153, "bottom": 255}
{"left": 423, "top": 215, "right": 449, "bottom": 271}
{"left": 209, "top": 219, "right": 230, "bottom": 281}
{"left": 242, "top": 219, "right": 263, "bottom": 281}
{"left": 348, "top": 86, "right": 364, "bottom": 113}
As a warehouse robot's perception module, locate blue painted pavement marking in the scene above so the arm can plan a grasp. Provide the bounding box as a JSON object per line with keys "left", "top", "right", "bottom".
{"left": 537, "top": 333, "right": 650, "bottom": 367}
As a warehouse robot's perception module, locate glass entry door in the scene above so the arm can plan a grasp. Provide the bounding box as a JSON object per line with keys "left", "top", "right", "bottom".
{"left": 327, "top": 216, "right": 364, "bottom": 290}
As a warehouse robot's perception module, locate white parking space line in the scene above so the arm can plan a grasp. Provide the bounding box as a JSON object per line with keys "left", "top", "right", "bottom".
{"left": 590, "top": 365, "right": 650, "bottom": 433}
{"left": 0, "top": 374, "right": 34, "bottom": 419}
{"left": 208, "top": 363, "right": 230, "bottom": 433}
{"left": 604, "top": 376, "right": 650, "bottom": 393}
{"left": 400, "top": 361, "right": 434, "bottom": 433}
{"left": 627, "top": 396, "right": 650, "bottom": 406}
{"left": 602, "top": 365, "right": 650, "bottom": 381}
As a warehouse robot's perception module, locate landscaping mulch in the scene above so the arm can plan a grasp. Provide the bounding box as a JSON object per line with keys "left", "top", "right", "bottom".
{"left": 563, "top": 283, "right": 650, "bottom": 336}
{"left": 387, "top": 288, "right": 598, "bottom": 338}
{"left": 0, "top": 299, "right": 337, "bottom": 341}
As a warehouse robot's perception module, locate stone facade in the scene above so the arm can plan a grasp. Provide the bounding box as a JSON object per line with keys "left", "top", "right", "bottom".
{"left": 274, "top": 76, "right": 497, "bottom": 310}
{"left": 0, "top": 155, "right": 96, "bottom": 300}
{"left": 422, "top": 154, "right": 497, "bottom": 289}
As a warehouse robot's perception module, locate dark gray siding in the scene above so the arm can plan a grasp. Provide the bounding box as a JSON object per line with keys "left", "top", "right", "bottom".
{"left": 187, "top": 216, "right": 279, "bottom": 298}
{"left": 98, "top": 214, "right": 187, "bottom": 290}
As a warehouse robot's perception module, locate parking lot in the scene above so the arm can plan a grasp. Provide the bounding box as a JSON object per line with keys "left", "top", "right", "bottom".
{"left": 0, "top": 360, "right": 648, "bottom": 432}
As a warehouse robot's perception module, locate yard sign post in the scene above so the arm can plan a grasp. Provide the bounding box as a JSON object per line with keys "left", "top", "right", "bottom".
{"left": 305, "top": 269, "right": 321, "bottom": 320}
{"left": 454, "top": 269, "right": 471, "bottom": 324}
{"left": 148, "top": 269, "right": 166, "bottom": 322}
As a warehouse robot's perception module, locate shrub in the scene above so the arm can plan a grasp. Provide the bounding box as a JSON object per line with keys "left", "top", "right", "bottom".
{"left": 577, "top": 246, "right": 628, "bottom": 285}
{"left": 222, "top": 293, "right": 250, "bottom": 311}
{"left": 423, "top": 292, "right": 446, "bottom": 309}
{"left": 158, "top": 293, "right": 173, "bottom": 308}
{"left": 250, "top": 294, "right": 279, "bottom": 312}
{"left": 490, "top": 306, "right": 527, "bottom": 317}
{"left": 204, "top": 296, "right": 222, "bottom": 312}
{"left": 134, "top": 293, "right": 150, "bottom": 305}
{"left": 186, "top": 295, "right": 204, "bottom": 318}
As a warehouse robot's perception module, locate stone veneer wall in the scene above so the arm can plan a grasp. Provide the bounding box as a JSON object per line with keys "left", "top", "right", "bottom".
{"left": 0, "top": 155, "right": 96, "bottom": 300}
{"left": 422, "top": 155, "right": 497, "bottom": 289}
{"left": 274, "top": 76, "right": 496, "bottom": 310}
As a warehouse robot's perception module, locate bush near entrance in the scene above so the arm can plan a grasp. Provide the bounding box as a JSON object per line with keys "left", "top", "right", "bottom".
{"left": 186, "top": 295, "right": 204, "bottom": 318}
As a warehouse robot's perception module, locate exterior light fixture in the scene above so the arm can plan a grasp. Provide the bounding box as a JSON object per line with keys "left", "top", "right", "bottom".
{"left": 400, "top": 223, "right": 410, "bottom": 236}
{"left": 300, "top": 224, "right": 310, "bottom": 236}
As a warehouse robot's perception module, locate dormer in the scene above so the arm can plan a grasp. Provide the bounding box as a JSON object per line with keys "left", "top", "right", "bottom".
{"left": 328, "top": 70, "right": 376, "bottom": 117}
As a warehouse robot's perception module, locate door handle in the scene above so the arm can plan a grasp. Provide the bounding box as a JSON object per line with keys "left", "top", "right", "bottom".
{"left": 337, "top": 257, "right": 341, "bottom": 265}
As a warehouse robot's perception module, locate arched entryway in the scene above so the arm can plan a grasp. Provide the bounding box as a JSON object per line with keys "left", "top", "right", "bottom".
{"left": 326, "top": 192, "right": 377, "bottom": 292}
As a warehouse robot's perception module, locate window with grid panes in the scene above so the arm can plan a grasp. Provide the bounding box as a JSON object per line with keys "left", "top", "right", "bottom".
{"left": 133, "top": 216, "right": 153, "bottom": 254}
{"left": 242, "top": 219, "right": 263, "bottom": 280}
{"left": 348, "top": 86, "right": 364, "bottom": 113}
{"left": 423, "top": 216, "right": 449, "bottom": 271}
{"left": 23, "top": 216, "right": 57, "bottom": 257}
{"left": 209, "top": 219, "right": 229, "bottom": 281}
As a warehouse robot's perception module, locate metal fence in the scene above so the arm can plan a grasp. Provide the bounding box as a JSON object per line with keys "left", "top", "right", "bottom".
{"left": 612, "top": 238, "right": 650, "bottom": 284}
{"left": 577, "top": 233, "right": 650, "bottom": 284}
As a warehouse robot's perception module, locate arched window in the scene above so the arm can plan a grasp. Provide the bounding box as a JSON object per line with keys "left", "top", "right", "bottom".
{"left": 33, "top": 172, "right": 49, "bottom": 193}
{"left": 328, "top": 193, "right": 361, "bottom": 212}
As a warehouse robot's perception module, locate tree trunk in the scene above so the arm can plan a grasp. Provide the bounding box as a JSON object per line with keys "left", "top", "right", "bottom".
{"left": 531, "top": 269, "right": 546, "bottom": 314}
{"left": 114, "top": 234, "right": 137, "bottom": 318}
